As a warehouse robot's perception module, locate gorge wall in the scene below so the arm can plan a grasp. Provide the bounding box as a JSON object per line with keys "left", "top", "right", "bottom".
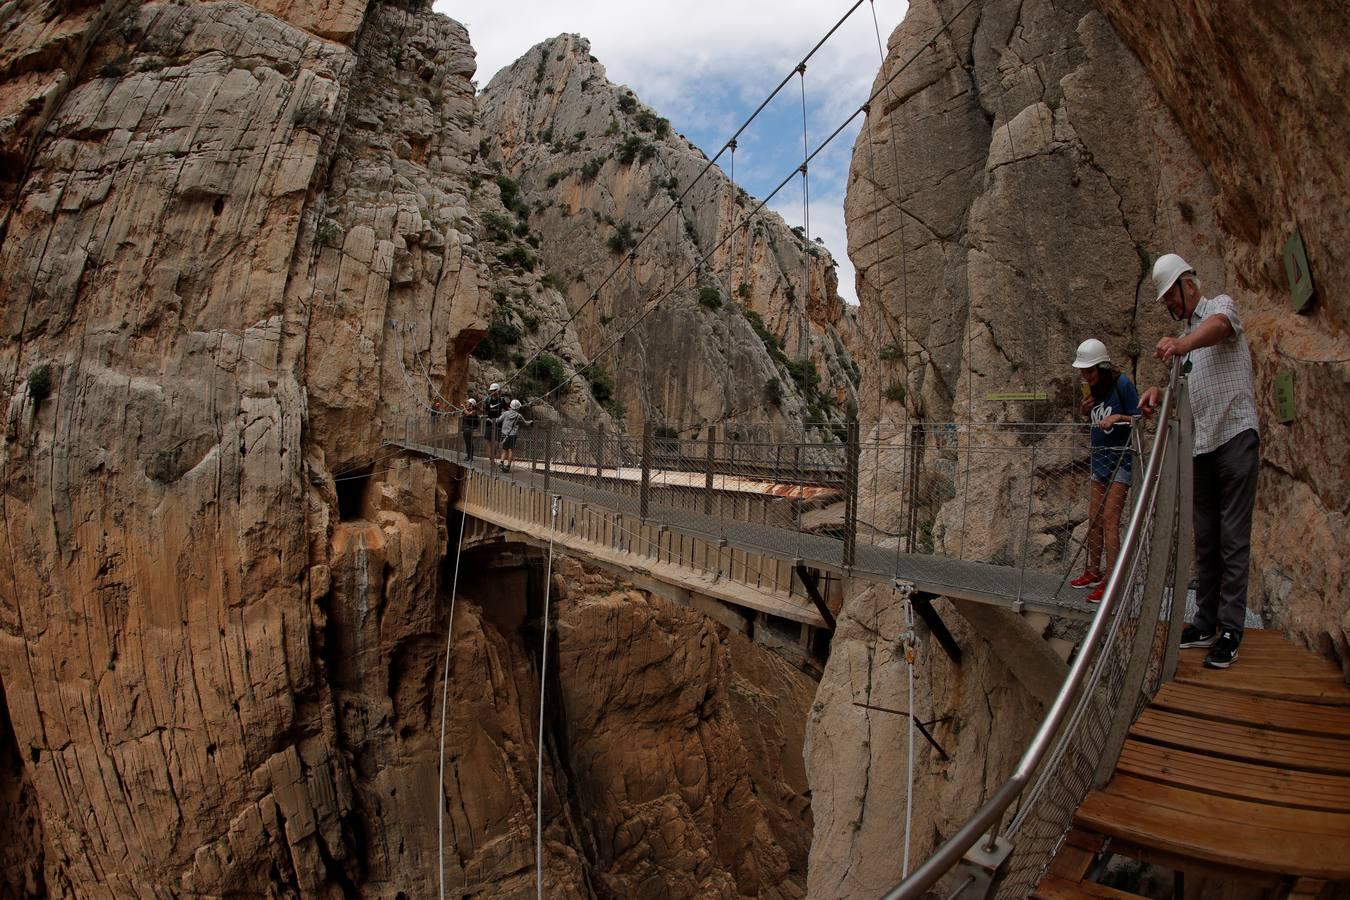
{"left": 479, "top": 34, "right": 860, "bottom": 432}
{"left": 0, "top": 0, "right": 819, "bottom": 895}
{"left": 807, "top": 0, "right": 1348, "bottom": 894}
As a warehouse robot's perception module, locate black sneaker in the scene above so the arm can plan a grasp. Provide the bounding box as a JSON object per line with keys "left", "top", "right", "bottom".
{"left": 1204, "top": 629, "right": 1240, "bottom": 669}
{"left": 1179, "top": 625, "right": 1216, "bottom": 649}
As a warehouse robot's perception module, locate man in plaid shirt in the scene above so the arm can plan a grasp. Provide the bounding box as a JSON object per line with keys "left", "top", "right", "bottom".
{"left": 1139, "top": 253, "right": 1260, "bottom": 670}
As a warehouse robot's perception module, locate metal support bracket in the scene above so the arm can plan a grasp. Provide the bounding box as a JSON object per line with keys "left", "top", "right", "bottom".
{"left": 910, "top": 591, "right": 962, "bottom": 665}
{"left": 795, "top": 565, "right": 836, "bottom": 631}
{"left": 952, "top": 834, "right": 1013, "bottom": 899}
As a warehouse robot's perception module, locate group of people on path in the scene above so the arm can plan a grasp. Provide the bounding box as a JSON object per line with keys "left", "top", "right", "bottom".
{"left": 1071, "top": 252, "right": 1259, "bottom": 672}
{"left": 458, "top": 382, "right": 532, "bottom": 471}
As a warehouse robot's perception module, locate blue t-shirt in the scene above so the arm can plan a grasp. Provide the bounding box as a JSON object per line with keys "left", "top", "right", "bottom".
{"left": 1089, "top": 373, "right": 1140, "bottom": 478}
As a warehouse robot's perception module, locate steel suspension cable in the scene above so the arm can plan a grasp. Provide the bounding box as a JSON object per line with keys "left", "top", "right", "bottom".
{"left": 798, "top": 64, "right": 812, "bottom": 363}
{"left": 437, "top": 503, "right": 469, "bottom": 900}
{"left": 506, "top": 1, "right": 872, "bottom": 391}
{"left": 535, "top": 494, "right": 560, "bottom": 900}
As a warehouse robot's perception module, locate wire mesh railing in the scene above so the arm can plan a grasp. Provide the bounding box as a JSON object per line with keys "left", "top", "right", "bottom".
{"left": 882, "top": 363, "right": 1192, "bottom": 899}
{"left": 389, "top": 413, "right": 1141, "bottom": 613}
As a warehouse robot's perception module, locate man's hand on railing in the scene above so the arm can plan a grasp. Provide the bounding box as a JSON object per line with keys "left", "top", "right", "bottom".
{"left": 1138, "top": 386, "right": 1164, "bottom": 417}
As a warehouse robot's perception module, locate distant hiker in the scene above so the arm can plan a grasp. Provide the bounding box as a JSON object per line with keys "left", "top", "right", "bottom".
{"left": 496, "top": 399, "right": 532, "bottom": 472}
{"left": 460, "top": 398, "right": 480, "bottom": 462}
{"left": 482, "top": 382, "right": 506, "bottom": 462}
{"left": 1139, "top": 254, "right": 1259, "bottom": 670}
{"left": 1069, "top": 339, "right": 1141, "bottom": 604}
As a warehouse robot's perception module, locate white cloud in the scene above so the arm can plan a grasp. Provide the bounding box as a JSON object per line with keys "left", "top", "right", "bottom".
{"left": 436, "top": 0, "right": 911, "bottom": 304}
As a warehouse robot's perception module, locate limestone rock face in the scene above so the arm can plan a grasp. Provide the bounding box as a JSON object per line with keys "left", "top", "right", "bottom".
{"left": 0, "top": 1, "right": 818, "bottom": 894}
{"left": 811, "top": 0, "right": 1230, "bottom": 891}
{"left": 480, "top": 34, "right": 860, "bottom": 432}
{"left": 1094, "top": 0, "right": 1350, "bottom": 671}
{"left": 549, "top": 558, "right": 815, "bottom": 898}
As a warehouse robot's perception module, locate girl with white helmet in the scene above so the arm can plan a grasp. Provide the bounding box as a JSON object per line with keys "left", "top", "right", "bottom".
{"left": 460, "top": 398, "right": 480, "bottom": 463}
{"left": 495, "top": 398, "right": 533, "bottom": 472}
{"left": 1070, "top": 338, "right": 1141, "bottom": 603}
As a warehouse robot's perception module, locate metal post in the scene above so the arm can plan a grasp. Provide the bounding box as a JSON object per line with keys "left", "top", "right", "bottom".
{"left": 1162, "top": 377, "right": 1194, "bottom": 682}
{"left": 1016, "top": 446, "right": 1037, "bottom": 602}
{"left": 542, "top": 423, "right": 553, "bottom": 494}
{"left": 593, "top": 424, "right": 604, "bottom": 485}
{"left": 704, "top": 424, "right": 716, "bottom": 515}
{"left": 640, "top": 420, "right": 653, "bottom": 522}
{"left": 843, "top": 419, "right": 861, "bottom": 567}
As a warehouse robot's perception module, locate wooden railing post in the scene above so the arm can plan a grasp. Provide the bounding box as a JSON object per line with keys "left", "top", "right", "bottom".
{"left": 704, "top": 424, "right": 716, "bottom": 515}
{"left": 640, "top": 420, "right": 653, "bottom": 522}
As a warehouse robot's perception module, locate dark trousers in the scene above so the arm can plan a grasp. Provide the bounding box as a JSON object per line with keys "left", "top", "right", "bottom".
{"left": 461, "top": 431, "right": 474, "bottom": 461}
{"left": 1192, "top": 429, "right": 1259, "bottom": 636}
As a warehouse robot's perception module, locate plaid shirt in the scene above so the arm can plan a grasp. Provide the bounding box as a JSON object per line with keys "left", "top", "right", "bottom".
{"left": 1182, "top": 294, "right": 1259, "bottom": 455}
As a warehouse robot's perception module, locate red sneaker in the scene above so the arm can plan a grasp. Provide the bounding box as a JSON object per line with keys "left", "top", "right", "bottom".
{"left": 1070, "top": 569, "right": 1101, "bottom": 589}
{"left": 1086, "top": 581, "right": 1106, "bottom": 603}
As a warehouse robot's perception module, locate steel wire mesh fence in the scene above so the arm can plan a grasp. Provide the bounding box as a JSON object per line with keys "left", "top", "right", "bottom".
{"left": 386, "top": 415, "right": 1149, "bottom": 607}
{"left": 993, "top": 500, "right": 1173, "bottom": 897}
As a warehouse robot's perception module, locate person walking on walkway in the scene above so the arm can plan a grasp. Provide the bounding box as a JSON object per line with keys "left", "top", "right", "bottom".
{"left": 1139, "top": 254, "right": 1260, "bottom": 670}
{"left": 482, "top": 382, "right": 506, "bottom": 463}
{"left": 460, "top": 398, "right": 480, "bottom": 463}
{"left": 1069, "top": 339, "right": 1141, "bottom": 604}
{"left": 496, "top": 399, "right": 532, "bottom": 472}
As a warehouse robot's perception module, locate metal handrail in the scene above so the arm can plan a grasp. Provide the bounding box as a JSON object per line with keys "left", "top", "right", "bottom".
{"left": 882, "top": 360, "right": 1180, "bottom": 900}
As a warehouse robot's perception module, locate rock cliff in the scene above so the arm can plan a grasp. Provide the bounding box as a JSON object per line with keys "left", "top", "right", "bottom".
{"left": 0, "top": 0, "right": 816, "bottom": 895}
{"left": 479, "top": 34, "right": 860, "bottom": 431}
{"left": 811, "top": 0, "right": 1225, "bottom": 892}
{"left": 809, "top": 0, "right": 1348, "bottom": 893}
{"left": 1094, "top": 0, "right": 1349, "bottom": 675}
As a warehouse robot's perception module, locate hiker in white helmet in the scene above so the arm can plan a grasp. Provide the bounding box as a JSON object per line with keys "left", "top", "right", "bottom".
{"left": 1140, "top": 253, "right": 1259, "bottom": 669}
{"left": 460, "top": 397, "right": 480, "bottom": 463}
{"left": 1069, "top": 339, "right": 1141, "bottom": 604}
{"left": 482, "top": 382, "right": 506, "bottom": 464}
{"left": 495, "top": 398, "right": 532, "bottom": 472}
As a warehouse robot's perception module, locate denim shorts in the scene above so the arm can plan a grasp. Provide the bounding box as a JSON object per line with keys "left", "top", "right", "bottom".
{"left": 1091, "top": 447, "right": 1132, "bottom": 486}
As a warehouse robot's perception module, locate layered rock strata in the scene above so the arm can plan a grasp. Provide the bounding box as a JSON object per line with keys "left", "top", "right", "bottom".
{"left": 480, "top": 34, "right": 860, "bottom": 431}
{"left": 0, "top": 0, "right": 817, "bottom": 895}
{"left": 1095, "top": 0, "right": 1349, "bottom": 672}
{"left": 810, "top": 0, "right": 1232, "bottom": 893}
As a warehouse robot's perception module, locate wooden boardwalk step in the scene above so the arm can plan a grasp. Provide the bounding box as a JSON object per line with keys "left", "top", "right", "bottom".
{"left": 1115, "top": 740, "right": 1350, "bottom": 813}
{"left": 1175, "top": 652, "right": 1350, "bottom": 706}
{"left": 1075, "top": 782, "right": 1350, "bottom": 880}
{"left": 1151, "top": 681, "right": 1350, "bottom": 738}
{"left": 1129, "top": 707, "right": 1350, "bottom": 774}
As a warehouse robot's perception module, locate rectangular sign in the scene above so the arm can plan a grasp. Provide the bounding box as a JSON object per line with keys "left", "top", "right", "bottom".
{"left": 1274, "top": 370, "right": 1296, "bottom": 423}
{"left": 1282, "top": 229, "right": 1315, "bottom": 312}
{"left": 986, "top": 391, "right": 1048, "bottom": 402}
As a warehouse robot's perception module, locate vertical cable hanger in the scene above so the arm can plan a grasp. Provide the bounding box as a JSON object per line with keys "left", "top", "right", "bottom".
{"left": 797, "top": 62, "right": 812, "bottom": 365}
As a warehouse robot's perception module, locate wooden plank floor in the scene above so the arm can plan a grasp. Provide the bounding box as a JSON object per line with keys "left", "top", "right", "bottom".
{"left": 1045, "top": 630, "right": 1350, "bottom": 892}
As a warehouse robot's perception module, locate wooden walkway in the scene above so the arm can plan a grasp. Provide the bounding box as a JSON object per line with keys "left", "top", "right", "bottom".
{"left": 1037, "top": 629, "right": 1350, "bottom": 897}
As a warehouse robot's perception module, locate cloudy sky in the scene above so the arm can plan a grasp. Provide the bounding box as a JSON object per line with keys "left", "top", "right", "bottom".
{"left": 433, "top": 1, "right": 914, "bottom": 304}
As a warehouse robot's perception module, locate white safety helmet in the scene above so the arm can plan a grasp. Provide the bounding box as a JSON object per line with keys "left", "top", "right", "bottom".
{"left": 1072, "top": 338, "right": 1111, "bottom": 369}
{"left": 489, "top": 382, "right": 501, "bottom": 392}
{"left": 1151, "top": 253, "right": 1194, "bottom": 302}
{"left": 510, "top": 399, "right": 521, "bottom": 410}
{"left": 467, "top": 398, "right": 476, "bottom": 406}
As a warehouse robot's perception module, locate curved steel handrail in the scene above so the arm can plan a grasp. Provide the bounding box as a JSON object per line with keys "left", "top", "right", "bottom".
{"left": 882, "top": 361, "right": 1180, "bottom": 900}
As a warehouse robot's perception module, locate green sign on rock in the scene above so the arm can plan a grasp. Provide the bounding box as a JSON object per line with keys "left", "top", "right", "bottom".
{"left": 1281, "top": 229, "right": 1315, "bottom": 312}
{"left": 1274, "top": 370, "right": 1296, "bottom": 423}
